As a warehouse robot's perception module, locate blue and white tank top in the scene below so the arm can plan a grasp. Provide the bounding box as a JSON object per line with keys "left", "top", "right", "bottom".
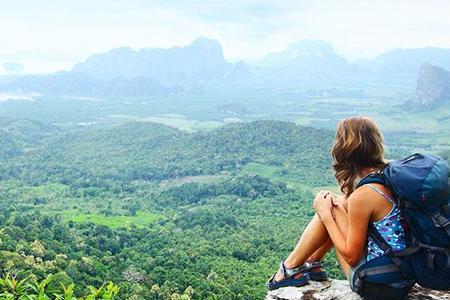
{"left": 366, "top": 184, "right": 407, "bottom": 261}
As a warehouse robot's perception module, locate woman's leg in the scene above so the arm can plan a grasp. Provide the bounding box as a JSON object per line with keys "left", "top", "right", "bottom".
{"left": 307, "top": 196, "right": 348, "bottom": 263}
{"left": 284, "top": 196, "right": 347, "bottom": 267}
{"left": 307, "top": 239, "right": 333, "bottom": 262}
{"left": 275, "top": 199, "right": 351, "bottom": 281}
{"left": 330, "top": 201, "right": 352, "bottom": 277}
{"left": 302, "top": 202, "right": 352, "bottom": 277}
{"left": 275, "top": 213, "right": 331, "bottom": 281}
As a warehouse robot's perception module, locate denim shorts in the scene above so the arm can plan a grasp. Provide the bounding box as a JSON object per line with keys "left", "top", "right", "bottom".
{"left": 349, "top": 256, "right": 367, "bottom": 292}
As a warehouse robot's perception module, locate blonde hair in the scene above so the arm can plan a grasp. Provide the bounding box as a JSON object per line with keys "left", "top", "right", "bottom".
{"left": 332, "top": 117, "right": 387, "bottom": 197}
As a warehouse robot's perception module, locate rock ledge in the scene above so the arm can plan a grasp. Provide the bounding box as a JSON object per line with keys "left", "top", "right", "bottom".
{"left": 265, "top": 280, "right": 449, "bottom": 300}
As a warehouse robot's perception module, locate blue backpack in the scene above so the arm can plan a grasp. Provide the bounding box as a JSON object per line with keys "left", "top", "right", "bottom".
{"left": 355, "top": 153, "right": 450, "bottom": 292}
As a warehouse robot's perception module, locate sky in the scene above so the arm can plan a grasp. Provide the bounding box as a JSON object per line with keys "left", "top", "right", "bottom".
{"left": 1, "top": 0, "right": 450, "bottom": 74}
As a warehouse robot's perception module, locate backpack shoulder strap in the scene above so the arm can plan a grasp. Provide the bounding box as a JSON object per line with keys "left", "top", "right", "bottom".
{"left": 356, "top": 172, "right": 386, "bottom": 189}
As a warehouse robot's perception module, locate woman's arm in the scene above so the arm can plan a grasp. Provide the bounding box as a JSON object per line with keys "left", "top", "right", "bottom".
{"left": 314, "top": 189, "right": 373, "bottom": 266}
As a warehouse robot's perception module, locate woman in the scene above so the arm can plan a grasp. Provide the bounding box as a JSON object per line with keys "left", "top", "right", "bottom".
{"left": 267, "top": 117, "right": 413, "bottom": 299}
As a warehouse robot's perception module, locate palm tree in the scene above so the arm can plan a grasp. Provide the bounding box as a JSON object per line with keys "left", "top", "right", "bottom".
{"left": 0, "top": 272, "right": 31, "bottom": 300}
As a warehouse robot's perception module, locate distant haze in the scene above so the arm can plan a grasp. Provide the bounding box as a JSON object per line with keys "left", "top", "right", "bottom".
{"left": 1, "top": 0, "right": 450, "bottom": 74}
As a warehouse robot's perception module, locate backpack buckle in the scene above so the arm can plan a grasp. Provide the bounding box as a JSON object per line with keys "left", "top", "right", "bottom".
{"left": 384, "top": 248, "right": 394, "bottom": 256}
{"left": 432, "top": 212, "right": 450, "bottom": 228}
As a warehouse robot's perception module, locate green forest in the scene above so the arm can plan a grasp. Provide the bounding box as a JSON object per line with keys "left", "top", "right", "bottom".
{"left": 0, "top": 118, "right": 448, "bottom": 299}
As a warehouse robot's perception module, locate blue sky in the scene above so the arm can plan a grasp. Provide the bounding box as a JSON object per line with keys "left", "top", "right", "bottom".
{"left": 1, "top": 0, "right": 450, "bottom": 73}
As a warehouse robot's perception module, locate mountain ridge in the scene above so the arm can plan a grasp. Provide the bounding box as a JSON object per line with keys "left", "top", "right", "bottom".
{"left": 258, "top": 40, "right": 346, "bottom": 67}
{"left": 71, "top": 37, "right": 242, "bottom": 85}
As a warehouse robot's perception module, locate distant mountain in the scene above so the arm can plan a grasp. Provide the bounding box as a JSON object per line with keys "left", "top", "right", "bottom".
{"left": 409, "top": 63, "right": 450, "bottom": 109}
{"left": 254, "top": 40, "right": 355, "bottom": 86}
{"left": 0, "top": 38, "right": 249, "bottom": 96}
{"left": 0, "top": 71, "right": 183, "bottom": 97}
{"left": 256, "top": 42, "right": 450, "bottom": 86}
{"left": 259, "top": 40, "right": 348, "bottom": 70}
{"left": 372, "top": 47, "right": 450, "bottom": 74}
{"left": 72, "top": 37, "right": 247, "bottom": 85}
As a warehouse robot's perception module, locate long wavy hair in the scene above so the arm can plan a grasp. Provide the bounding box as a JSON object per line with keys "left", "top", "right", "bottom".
{"left": 332, "top": 117, "right": 387, "bottom": 197}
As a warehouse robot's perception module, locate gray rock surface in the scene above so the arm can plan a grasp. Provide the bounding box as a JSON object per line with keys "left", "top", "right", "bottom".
{"left": 266, "top": 280, "right": 450, "bottom": 300}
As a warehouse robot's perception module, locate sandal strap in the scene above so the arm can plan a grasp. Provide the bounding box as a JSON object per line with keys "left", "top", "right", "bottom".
{"left": 279, "top": 260, "right": 306, "bottom": 278}
{"left": 307, "top": 260, "right": 324, "bottom": 269}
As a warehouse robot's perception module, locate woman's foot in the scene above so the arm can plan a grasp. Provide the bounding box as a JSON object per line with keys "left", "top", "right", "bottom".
{"left": 306, "top": 260, "right": 329, "bottom": 281}
{"left": 266, "top": 261, "right": 310, "bottom": 290}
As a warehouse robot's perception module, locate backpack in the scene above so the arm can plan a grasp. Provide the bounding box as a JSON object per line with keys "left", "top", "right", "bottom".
{"left": 355, "top": 153, "right": 450, "bottom": 291}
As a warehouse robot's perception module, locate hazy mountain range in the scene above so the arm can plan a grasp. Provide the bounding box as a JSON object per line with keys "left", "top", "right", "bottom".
{"left": 71, "top": 37, "right": 244, "bottom": 85}
{"left": 1, "top": 37, "right": 450, "bottom": 98}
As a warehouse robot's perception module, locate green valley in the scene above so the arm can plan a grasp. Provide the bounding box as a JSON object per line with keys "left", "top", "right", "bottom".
{"left": 0, "top": 117, "right": 448, "bottom": 299}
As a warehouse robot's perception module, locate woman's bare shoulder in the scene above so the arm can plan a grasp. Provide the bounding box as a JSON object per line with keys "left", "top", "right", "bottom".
{"left": 347, "top": 185, "right": 379, "bottom": 206}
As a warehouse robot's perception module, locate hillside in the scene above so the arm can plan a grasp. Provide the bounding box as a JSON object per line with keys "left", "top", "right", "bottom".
{"left": 0, "top": 118, "right": 58, "bottom": 157}
{"left": 2, "top": 120, "right": 334, "bottom": 185}
{"left": 0, "top": 130, "right": 19, "bottom": 157}
{"left": 0, "top": 119, "right": 336, "bottom": 299}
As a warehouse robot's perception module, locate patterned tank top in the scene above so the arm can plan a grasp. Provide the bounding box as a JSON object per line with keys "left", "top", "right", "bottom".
{"left": 366, "top": 184, "right": 407, "bottom": 261}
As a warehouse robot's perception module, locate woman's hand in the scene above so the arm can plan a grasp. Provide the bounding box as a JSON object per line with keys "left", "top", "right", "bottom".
{"left": 313, "top": 190, "right": 336, "bottom": 221}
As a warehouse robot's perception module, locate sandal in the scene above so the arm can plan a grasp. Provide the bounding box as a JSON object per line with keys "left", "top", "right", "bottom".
{"left": 266, "top": 261, "right": 310, "bottom": 290}
{"left": 306, "top": 260, "right": 328, "bottom": 281}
